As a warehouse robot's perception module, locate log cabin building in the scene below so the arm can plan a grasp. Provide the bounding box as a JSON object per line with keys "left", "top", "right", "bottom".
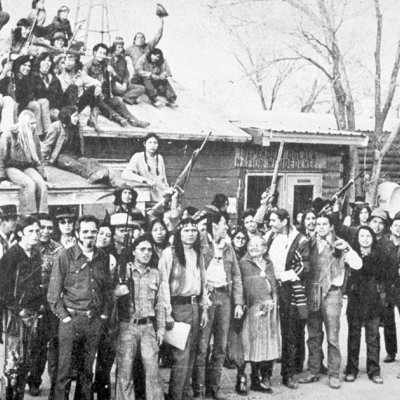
{"left": 0, "top": 91, "right": 369, "bottom": 221}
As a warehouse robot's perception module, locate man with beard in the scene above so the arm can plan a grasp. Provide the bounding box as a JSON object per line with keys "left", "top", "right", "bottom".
{"left": 0, "top": 216, "right": 43, "bottom": 400}
{"left": 193, "top": 208, "right": 243, "bottom": 400}
{"left": 26, "top": 213, "right": 62, "bottom": 397}
{"left": 47, "top": 215, "right": 112, "bottom": 400}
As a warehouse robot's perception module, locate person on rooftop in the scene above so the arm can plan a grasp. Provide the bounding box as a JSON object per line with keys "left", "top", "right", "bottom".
{"left": 126, "top": 14, "right": 165, "bottom": 71}
{"left": 0, "top": 110, "right": 48, "bottom": 214}
{"left": 41, "top": 105, "right": 116, "bottom": 186}
{"left": 46, "top": 5, "right": 73, "bottom": 41}
{"left": 122, "top": 133, "right": 169, "bottom": 204}
{"left": 133, "top": 48, "right": 177, "bottom": 108}
{"left": 84, "top": 43, "right": 150, "bottom": 128}
{"left": 109, "top": 36, "right": 145, "bottom": 105}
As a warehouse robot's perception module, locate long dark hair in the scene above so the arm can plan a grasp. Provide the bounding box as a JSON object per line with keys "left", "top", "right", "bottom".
{"left": 353, "top": 225, "right": 377, "bottom": 256}
{"left": 351, "top": 205, "right": 372, "bottom": 227}
{"left": 33, "top": 52, "right": 54, "bottom": 74}
{"left": 173, "top": 218, "right": 201, "bottom": 267}
{"left": 143, "top": 132, "right": 160, "bottom": 176}
{"left": 146, "top": 48, "right": 164, "bottom": 66}
{"left": 59, "top": 105, "right": 79, "bottom": 135}
{"left": 300, "top": 208, "right": 317, "bottom": 235}
{"left": 148, "top": 218, "right": 170, "bottom": 250}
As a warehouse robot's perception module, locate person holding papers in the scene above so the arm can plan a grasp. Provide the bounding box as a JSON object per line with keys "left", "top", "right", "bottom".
{"left": 158, "top": 218, "right": 209, "bottom": 400}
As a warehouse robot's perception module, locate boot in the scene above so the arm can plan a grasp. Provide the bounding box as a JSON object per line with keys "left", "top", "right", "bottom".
{"left": 111, "top": 114, "right": 128, "bottom": 127}
{"left": 235, "top": 374, "right": 248, "bottom": 396}
{"left": 250, "top": 374, "right": 271, "bottom": 393}
{"left": 87, "top": 107, "right": 103, "bottom": 132}
{"left": 128, "top": 117, "right": 150, "bottom": 128}
{"left": 88, "top": 168, "right": 108, "bottom": 184}
{"left": 260, "top": 376, "right": 273, "bottom": 393}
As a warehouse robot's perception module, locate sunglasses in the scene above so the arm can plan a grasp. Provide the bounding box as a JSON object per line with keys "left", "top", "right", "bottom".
{"left": 59, "top": 219, "right": 74, "bottom": 225}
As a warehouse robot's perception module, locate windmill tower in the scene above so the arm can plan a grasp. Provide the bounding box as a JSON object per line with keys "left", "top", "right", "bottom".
{"left": 73, "top": 0, "right": 119, "bottom": 50}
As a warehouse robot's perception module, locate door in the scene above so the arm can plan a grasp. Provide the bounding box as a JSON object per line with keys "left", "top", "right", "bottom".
{"left": 285, "top": 174, "right": 322, "bottom": 218}
{"left": 245, "top": 174, "right": 283, "bottom": 210}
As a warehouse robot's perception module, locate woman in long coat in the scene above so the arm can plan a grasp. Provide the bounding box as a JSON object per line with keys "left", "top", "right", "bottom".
{"left": 237, "top": 235, "right": 281, "bottom": 394}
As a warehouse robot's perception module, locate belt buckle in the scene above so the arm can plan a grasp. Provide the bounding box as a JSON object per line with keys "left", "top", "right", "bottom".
{"left": 190, "top": 295, "right": 196, "bottom": 304}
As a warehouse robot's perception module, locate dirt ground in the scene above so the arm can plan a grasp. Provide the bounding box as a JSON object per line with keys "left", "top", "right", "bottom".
{"left": 2, "top": 298, "right": 400, "bottom": 400}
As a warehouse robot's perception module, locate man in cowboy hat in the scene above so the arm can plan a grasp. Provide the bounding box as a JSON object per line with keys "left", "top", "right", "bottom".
{"left": 109, "top": 36, "right": 145, "bottom": 105}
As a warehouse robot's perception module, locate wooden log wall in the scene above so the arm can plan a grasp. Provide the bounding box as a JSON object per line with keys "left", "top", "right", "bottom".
{"left": 358, "top": 132, "right": 400, "bottom": 183}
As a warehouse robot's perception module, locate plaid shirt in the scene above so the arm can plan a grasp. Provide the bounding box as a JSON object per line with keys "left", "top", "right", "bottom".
{"left": 123, "top": 263, "right": 166, "bottom": 334}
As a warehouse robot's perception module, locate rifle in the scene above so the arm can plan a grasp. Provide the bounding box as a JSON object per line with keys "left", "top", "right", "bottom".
{"left": 172, "top": 131, "right": 212, "bottom": 194}
{"left": 320, "top": 169, "right": 366, "bottom": 214}
{"left": 65, "top": 24, "right": 81, "bottom": 53}
{"left": 269, "top": 141, "right": 284, "bottom": 196}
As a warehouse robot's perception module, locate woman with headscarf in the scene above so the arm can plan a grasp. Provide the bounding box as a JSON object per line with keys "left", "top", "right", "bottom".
{"left": 41, "top": 105, "right": 115, "bottom": 185}
{"left": 0, "top": 109, "right": 48, "bottom": 214}
{"left": 238, "top": 235, "right": 281, "bottom": 394}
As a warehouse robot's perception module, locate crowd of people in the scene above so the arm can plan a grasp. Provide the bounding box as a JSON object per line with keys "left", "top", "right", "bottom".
{"left": 1, "top": 178, "right": 400, "bottom": 400}
{"left": 1, "top": 2, "right": 400, "bottom": 400}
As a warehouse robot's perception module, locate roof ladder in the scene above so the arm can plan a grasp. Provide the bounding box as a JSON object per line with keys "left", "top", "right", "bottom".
{"left": 74, "top": 0, "right": 118, "bottom": 50}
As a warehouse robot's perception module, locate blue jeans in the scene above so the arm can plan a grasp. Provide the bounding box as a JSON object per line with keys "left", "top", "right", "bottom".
{"left": 193, "top": 289, "right": 231, "bottom": 395}
{"left": 116, "top": 321, "right": 163, "bottom": 400}
{"left": 55, "top": 314, "right": 103, "bottom": 400}
{"left": 169, "top": 303, "right": 199, "bottom": 400}
{"left": 307, "top": 288, "right": 343, "bottom": 378}
{"left": 345, "top": 315, "right": 380, "bottom": 378}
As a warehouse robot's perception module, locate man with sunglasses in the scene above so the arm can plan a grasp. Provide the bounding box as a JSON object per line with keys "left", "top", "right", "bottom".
{"left": 27, "top": 213, "right": 62, "bottom": 397}
{"left": 48, "top": 215, "right": 112, "bottom": 400}
{"left": 55, "top": 206, "right": 77, "bottom": 249}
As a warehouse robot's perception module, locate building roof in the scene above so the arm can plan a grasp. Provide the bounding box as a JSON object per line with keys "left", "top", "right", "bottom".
{"left": 81, "top": 82, "right": 252, "bottom": 143}
{"left": 0, "top": 166, "right": 150, "bottom": 209}
{"left": 229, "top": 110, "right": 369, "bottom": 147}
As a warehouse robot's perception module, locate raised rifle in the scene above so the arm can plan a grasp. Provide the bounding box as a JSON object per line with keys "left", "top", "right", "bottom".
{"left": 319, "top": 169, "right": 366, "bottom": 215}
{"left": 269, "top": 141, "right": 284, "bottom": 197}
{"left": 172, "top": 131, "right": 212, "bottom": 194}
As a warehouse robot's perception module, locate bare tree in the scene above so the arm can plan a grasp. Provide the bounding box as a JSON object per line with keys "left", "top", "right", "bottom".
{"left": 365, "top": 0, "right": 400, "bottom": 203}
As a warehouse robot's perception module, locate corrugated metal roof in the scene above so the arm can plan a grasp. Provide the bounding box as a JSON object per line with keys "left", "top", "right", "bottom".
{"left": 231, "top": 110, "right": 400, "bottom": 133}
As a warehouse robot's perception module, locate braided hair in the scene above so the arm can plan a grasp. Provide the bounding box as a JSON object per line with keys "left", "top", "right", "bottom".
{"left": 143, "top": 133, "right": 160, "bottom": 176}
